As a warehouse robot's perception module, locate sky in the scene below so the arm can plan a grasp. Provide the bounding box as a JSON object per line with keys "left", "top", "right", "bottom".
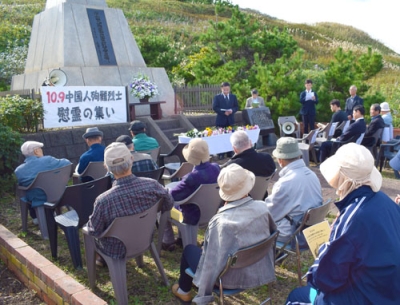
{"left": 230, "top": 0, "right": 400, "bottom": 54}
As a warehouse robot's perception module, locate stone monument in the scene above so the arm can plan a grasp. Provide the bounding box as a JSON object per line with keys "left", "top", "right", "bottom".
{"left": 11, "top": 0, "right": 174, "bottom": 116}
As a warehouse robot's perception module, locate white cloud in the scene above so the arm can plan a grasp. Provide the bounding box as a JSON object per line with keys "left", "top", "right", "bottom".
{"left": 230, "top": 0, "right": 400, "bottom": 54}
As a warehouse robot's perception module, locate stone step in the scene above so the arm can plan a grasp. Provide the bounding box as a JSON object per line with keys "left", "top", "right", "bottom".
{"left": 155, "top": 118, "right": 181, "bottom": 130}
{"left": 163, "top": 127, "right": 187, "bottom": 140}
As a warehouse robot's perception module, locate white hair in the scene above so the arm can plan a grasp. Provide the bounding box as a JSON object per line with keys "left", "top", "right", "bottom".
{"left": 230, "top": 130, "right": 251, "bottom": 152}
{"left": 106, "top": 158, "right": 133, "bottom": 176}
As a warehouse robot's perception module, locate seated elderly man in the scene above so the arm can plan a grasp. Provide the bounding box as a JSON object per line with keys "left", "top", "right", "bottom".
{"left": 221, "top": 130, "right": 276, "bottom": 177}
{"left": 361, "top": 103, "right": 385, "bottom": 147}
{"left": 162, "top": 139, "right": 220, "bottom": 251}
{"left": 77, "top": 127, "right": 105, "bottom": 179}
{"left": 86, "top": 142, "right": 173, "bottom": 264}
{"left": 172, "top": 164, "right": 276, "bottom": 303}
{"left": 128, "top": 120, "right": 159, "bottom": 152}
{"left": 265, "top": 137, "right": 322, "bottom": 243}
{"left": 287, "top": 143, "right": 400, "bottom": 305}
{"left": 319, "top": 105, "right": 366, "bottom": 163}
{"left": 14, "top": 141, "right": 71, "bottom": 223}
{"left": 115, "top": 135, "right": 158, "bottom": 173}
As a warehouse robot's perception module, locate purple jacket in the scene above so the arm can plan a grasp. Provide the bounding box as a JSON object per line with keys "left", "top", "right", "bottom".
{"left": 170, "top": 162, "right": 220, "bottom": 225}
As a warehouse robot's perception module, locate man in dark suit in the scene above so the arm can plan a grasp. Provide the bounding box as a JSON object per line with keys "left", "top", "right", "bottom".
{"left": 361, "top": 103, "right": 386, "bottom": 147}
{"left": 345, "top": 85, "right": 364, "bottom": 120}
{"left": 299, "top": 79, "right": 318, "bottom": 134}
{"left": 212, "top": 82, "right": 239, "bottom": 159}
{"left": 319, "top": 105, "right": 366, "bottom": 162}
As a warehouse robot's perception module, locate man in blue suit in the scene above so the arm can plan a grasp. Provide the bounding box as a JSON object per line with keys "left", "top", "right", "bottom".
{"left": 299, "top": 79, "right": 318, "bottom": 134}
{"left": 212, "top": 82, "right": 239, "bottom": 159}
{"left": 345, "top": 85, "right": 364, "bottom": 120}
{"left": 319, "top": 105, "right": 366, "bottom": 162}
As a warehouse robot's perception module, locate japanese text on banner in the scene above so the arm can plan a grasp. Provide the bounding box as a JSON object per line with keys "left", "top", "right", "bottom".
{"left": 41, "top": 86, "right": 127, "bottom": 128}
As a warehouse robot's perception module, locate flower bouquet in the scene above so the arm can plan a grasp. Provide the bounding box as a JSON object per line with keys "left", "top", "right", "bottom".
{"left": 178, "top": 125, "right": 259, "bottom": 138}
{"left": 130, "top": 72, "right": 159, "bottom": 102}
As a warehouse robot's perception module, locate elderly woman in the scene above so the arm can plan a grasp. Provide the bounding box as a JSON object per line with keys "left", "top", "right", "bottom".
{"left": 286, "top": 143, "right": 400, "bottom": 305}
{"left": 162, "top": 139, "right": 220, "bottom": 251}
{"left": 171, "top": 164, "right": 276, "bottom": 303}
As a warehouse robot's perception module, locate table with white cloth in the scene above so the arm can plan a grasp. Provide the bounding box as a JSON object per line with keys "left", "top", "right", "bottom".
{"left": 178, "top": 129, "right": 260, "bottom": 155}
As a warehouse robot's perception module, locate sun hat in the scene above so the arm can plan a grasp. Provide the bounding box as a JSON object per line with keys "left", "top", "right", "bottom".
{"left": 116, "top": 135, "right": 133, "bottom": 146}
{"left": 389, "top": 151, "right": 400, "bottom": 171}
{"left": 320, "top": 143, "right": 382, "bottom": 194}
{"left": 218, "top": 164, "right": 255, "bottom": 201}
{"left": 21, "top": 141, "right": 44, "bottom": 156}
{"left": 272, "top": 137, "right": 302, "bottom": 159}
{"left": 104, "top": 142, "right": 132, "bottom": 167}
{"left": 380, "top": 102, "right": 390, "bottom": 112}
{"left": 182, "top": 138, "right": 210, "bottom": 166}
{"left": 128, "top": 120, "right": 146, "bottom": 132}
{"left": 82, "top": 127, "right": 103, "bottom": 139}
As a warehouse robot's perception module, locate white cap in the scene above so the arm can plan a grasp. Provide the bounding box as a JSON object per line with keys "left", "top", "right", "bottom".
{"left": 21, "top": 141, "right": 43, "bottom": 156}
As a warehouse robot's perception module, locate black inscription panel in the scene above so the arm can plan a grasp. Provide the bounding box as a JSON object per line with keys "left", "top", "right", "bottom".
{"left": 242, "top": 107, "right": 275, "bottom": 134}
{"left": 87, "top": 9, "right": 117, "bottom": 66}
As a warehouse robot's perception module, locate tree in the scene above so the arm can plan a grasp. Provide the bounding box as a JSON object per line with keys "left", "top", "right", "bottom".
{"left": 175, "top": 6, "right": 298, "bottom": 103}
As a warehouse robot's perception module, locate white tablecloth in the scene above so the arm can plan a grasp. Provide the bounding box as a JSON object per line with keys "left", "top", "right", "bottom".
{"left": 178, "top": 129, "right": 260, "bottom": 155}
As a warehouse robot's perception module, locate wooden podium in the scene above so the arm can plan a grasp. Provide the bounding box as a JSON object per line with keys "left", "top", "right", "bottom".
{"left": 129, "top": 101, "right": 166, "bottom": 120}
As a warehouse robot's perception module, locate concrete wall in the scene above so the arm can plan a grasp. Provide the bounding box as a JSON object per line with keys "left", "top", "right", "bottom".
{"left": 17, "top": 113, "right": 247, "bottom": 167}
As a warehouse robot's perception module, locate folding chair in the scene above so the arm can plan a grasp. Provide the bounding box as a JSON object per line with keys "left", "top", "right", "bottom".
{"left": 134, "top": 166, "right": 165, "bottom": 182}
{"left": 362, "top": 128, "right": 384, "bottom": 162}
{"left": 315, "top": 122, "right": 338, "bottom": 145}
{"left": 275, "top": 200, "right": 332, "bottom": 286}
{"left": 378, "top": 136, "right": 400, "bottom": 172}
{"left": 162, "top": 162, "right": 194, "bottom": 182}
{"left": 298, "top": 128, "right": 319, "bottom": 166}
{"left": 158, "top": 143, "right": 187, "bottom": 174}
{"left": 18, "top": 163, "right": 72, "bottom": 239}
{"left": 185, "top": 231, "right": 279, "bottom": 305}
{"left": 140, "top": 146, "right": 161, "bottom": 165}
{"left": 72, "top": 161, "right": 107, "bottom": 184}
{"left": 83, "top": 202, "right": 169, "bottom": 305}
{"left": 278, "top": 116, "right": 301, "bottom": 138}
{"left": 250, "top": 171, "right": 276, "bottom": 201}
{"left": 170, "top": 183, "right": 221, "bottom": 248}
{"left": 44, "top": 176, "right": 112, "bottom": 268}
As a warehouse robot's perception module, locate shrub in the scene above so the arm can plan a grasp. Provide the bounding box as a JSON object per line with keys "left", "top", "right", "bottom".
{"left": 0, "top": 124, "right": 22, "bottom": 196}
{"left": 0, "top": 95, "right": 44, "bottom": 132}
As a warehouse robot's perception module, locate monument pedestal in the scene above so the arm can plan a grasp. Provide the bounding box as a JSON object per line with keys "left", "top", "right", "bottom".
{"left": 11, "top": 0, "right": 174, "bottom": 117}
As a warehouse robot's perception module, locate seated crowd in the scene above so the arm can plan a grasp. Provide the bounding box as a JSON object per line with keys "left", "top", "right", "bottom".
{"left": 14, "top": 116, "right": 400, "bottom": 304}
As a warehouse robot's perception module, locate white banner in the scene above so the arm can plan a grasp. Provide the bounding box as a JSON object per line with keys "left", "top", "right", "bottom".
{"left": 41, "top": 86, "right": 127, "bottom": 128}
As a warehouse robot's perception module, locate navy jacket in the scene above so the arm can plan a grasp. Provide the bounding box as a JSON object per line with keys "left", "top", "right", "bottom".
{"left": 212, "top": 93, "right": 239, "bottom": 127}
{"left": 345, "top": 95, "right": 364, "bottom": 116}
{"left": 308, "top": 186, "right": 400, "bottom": 305}
{"left": 361, "top": 115, "right": 386, "bottom": 146}
{"left": 338, "top": 118, "right": 366, "bottom": 142}
{"left": 299, "top": 90, "right": 318, "bottom": 116}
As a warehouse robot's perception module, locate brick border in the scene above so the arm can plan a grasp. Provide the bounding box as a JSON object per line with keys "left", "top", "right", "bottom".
{"left": 0, "top": 225, "right": 106, "bottom": 305}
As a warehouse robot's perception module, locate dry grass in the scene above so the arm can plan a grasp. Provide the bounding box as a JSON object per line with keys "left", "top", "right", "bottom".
{"left": 1, "top": 190, "right": 315, "bottom": 305}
